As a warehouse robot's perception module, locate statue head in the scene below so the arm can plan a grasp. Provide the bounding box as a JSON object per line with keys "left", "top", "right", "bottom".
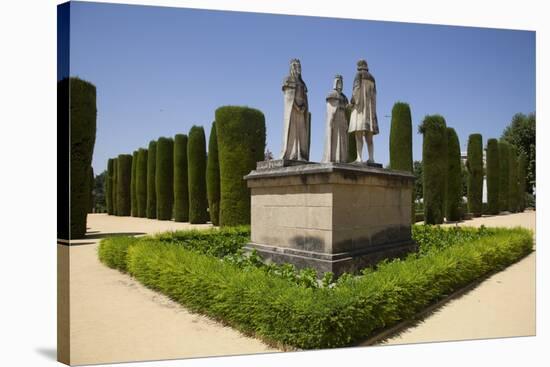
{"left": 289, "top": 59, "right": 302, "bottom": 77}
{"left": 357, "top": 59, "right": 369, "bottom": 71}
{"left": 333, "top": 75, "right": 343, "bottom": 92}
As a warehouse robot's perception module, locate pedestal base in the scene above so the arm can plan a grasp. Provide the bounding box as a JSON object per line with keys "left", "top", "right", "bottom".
{"left": 244, "top": 162, "right": 416, "bottom": 277}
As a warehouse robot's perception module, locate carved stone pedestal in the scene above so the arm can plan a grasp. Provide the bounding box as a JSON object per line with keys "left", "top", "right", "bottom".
{"left": 244, "top": 162, "right": 416, "bottom": 277}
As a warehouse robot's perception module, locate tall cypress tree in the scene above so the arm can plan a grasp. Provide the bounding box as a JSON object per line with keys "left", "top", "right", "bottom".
{"left": 486, "top": 138, "right": 500, "bottom": 215}
{"left": 518, "top": 152, "right": 527, "bottom": 212}
{"left": 173, "top": 134, "right": 189, "bottom": 222}
{"left": 88, "top": 166, "right": 94, "bottom": 213}
{"left": 116, "top": 154, "right": 132, "bottom": 216}
{"left": 498, "top": 141, "right": 510, "bottom": 212}
{"left": 445, "top": 127, "right": 461, "bottom": 221}
{"left": 188, "top": 126, "right": 209, "bottom": 224}
{"left": 216, "top": 106, "right": 266, "bottom": 226}
{"left": 207, "top": 122, "right": 221, "bottom": 226}
{"left": 419, "top": 114, "right": 447, "bottom": 224}
{"left": 112, "top": 158, "right": 118, "bottom": 216}
{"left": 389, "top": 102, "right": 414, "bottom": 222}
{"left": 466, "top": 134, "right": 483, "bottom": 217}
{"left": 156, "top": 137, "right": 174, "bottom": 220}
{"left": 146, "top": 140, "right": 157, "bottom": 219}
{"left": 131, "top": 150, "right": 138, "bottom": 217}
{"left": 136, "top": 148, "right": 148, "bottom": 217}
{"left": 106, "top": 158, "right": 114, "bottom": 214}
{"left": 67, "top": 77, "right": 97, "bottom": 238}
{"left": 508, "top": 146, "right": 519, "bottom": 213}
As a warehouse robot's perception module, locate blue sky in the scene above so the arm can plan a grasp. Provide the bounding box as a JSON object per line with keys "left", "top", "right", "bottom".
{"left": 66, "top": 1, "right": 535, "bottom": 174}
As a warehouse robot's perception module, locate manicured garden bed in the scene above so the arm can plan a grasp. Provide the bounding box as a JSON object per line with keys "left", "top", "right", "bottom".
{"left": 98, "top": 225, "right": 533, "bottom": 349}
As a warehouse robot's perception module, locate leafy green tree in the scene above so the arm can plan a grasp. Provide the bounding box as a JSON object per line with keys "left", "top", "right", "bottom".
{"left": 174, "top": 134, "right": 189, "bottom": 222}
{"left": 501, "top": 112, "right": 535, "bottom": 193}
{"left": 188, "top": 126, "right": 209, "bottom": 224}
{"left": 445, "top": 128, "right": 461, "bottom": 221}
{"left": 413, "top": 160, "right": 423, "bottom": 203}
{"left": 508, "top": 146, "right": 519, "bottom": 213}
{"left": 131, "top": 150, "right": 138, "bottom": 217}
{"left": 518, "top": 152, "right": 527, "bottom": 212}
{"left": 94, "top": 170, "right": 107, "bottom": 213}
{"left": 498, "top": 141, "right": 510, "bottom": 212}
{"left": 116, "top": 154, "right": 133, "bottom": 216}
{"left": 156, "top": 137, "right": 174, "bottom": 220}
{"left": 486, "top": 139, "right": 500, "bottom": 214}
{"left": 136, "top": 148, "right": 148, "bottom": 217}
{"left": 466, "top": 134, "right": 483, "bottom": 217}
{"left": 207, "top": 122, "right": 221, "bottom": 226}
{"left": 419, "top": 115, "right": 447, "bottom": 224}
{"left": 146, "top": 140, "right": 157, "bottom": 219}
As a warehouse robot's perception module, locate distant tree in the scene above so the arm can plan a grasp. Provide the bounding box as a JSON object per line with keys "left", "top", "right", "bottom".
{"left": 94, "top": 170, "right": 107, "bottom": 213}
{"left": 445, "top": 127, "right": 462, "bottom": 221}
{"left": 501, "top": 112, "right": 535, "bottom": 193}
{"left": 466, "top": 134, "right": 483, "bottom": 217}
{"left": 413, "top": 160, "right": 423, "bottom": 203}
{"left": 486, "top": 138, "right": 500, "bottom": 215}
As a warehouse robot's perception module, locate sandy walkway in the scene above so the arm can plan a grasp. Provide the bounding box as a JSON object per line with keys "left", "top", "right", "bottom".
{"left": 67, "top": 214, "right": 276, "bottom": 366}
{"left": 380, "top": 210, "right": 536, "bottom": 346}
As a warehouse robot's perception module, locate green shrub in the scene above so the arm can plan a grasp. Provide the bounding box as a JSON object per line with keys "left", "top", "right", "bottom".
{"left": 100, "top": 225, "right": 532, "bottom": 349}
{"left": 98, "top": 236, "right": 139, "bottom": 273}
{"left": 173, "top": 134, "right": 189, "bottom": 222}
{"left": 116, "top": 154, "right": 132, "bottom": 216}
{"left": 389, "top": 102, "right": 414, "bottom": 222}
{"left": 136, "top": 148, "right": 148, "bottom": 217}
{"left": 508, "top": 146, "right": 519, "bottom": 213}
{"left": 207, "top": 122, "right": 221, "bottom": 226}
{"left": 486, "top": 139, "right": 500, "bottom": 214}
{"left": 156, "top": 137, "right": 174, "bottom": 220}
{"left": 466, "top": 134, "right": 483, "bottom": 217}
{"left": 188, "top": 126, "right": 209, "bottom": 224}
{"left": 131, "top": 150, "right": 138, "bottom": 217}
{"left": 419, "top": 115, "right": 447, "bottom": 224}
{"left": 106, "top": 159, "right": 114, "bottom": 214}
{"left": 146, "top": 140, "right": 157, "bottom": 219}
{"left": 215, "top": 106, "right": 266, "bottom": 226}
{"left": 498, "top": 141, "right": 510, "bottom": 212}
{"left": 445, "top": 128, "right": 461, "bottom": 221}
{"left": 112, "top": 158, "right": 118, "bottom": 215}
{"left": 518, "top": 152, "right": 527, "bottom": 212}
{"left": 65, "top": 77, "right": 97, "bottom": 238}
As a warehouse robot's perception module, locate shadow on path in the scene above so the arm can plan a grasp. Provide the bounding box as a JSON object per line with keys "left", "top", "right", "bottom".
{"left": 85, "top": 232, "right": 146, "bottom": 239}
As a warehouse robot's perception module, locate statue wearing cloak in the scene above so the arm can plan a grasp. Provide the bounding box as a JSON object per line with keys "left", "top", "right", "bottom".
{"left": 281, "top": 59, "right": 310, "bottom": 161}
{"left": 348, "top": 59, "right": 378, "bottom": 163}
{"left": 322, "top": 75, "right": 349, "bottom": 163}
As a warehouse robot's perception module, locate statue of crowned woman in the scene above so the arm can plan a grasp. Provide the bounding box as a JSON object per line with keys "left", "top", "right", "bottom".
{"left": 322, "top": 75, "right": 349, "bottom": 163}
{"left": 280, "top": 59, "right": 310, "bottom": 161}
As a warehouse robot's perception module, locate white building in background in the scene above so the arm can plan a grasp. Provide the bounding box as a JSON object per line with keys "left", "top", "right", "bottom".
{"left": 461, "top": 150, "right": 488, "bottom": 203}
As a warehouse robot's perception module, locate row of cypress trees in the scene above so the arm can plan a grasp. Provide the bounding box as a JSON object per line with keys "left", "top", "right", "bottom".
{"left": 104, "top": 106, "right": 266, "bottom": 226}
{"left": 414, "top": 113, "right": 527, "bottom": 224}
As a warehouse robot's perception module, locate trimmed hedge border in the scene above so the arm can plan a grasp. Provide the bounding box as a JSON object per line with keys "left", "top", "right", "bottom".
{"left": 99, "top": 225, "right": 532, "bottom": 349}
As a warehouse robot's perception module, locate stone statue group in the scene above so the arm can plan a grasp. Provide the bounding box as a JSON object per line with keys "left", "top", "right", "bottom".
{"left": 281, "top": 58, "right": 378, "bottom": 164}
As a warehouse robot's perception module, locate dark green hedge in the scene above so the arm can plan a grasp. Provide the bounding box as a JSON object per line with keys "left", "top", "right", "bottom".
{"left": 174, "top": 134, "right": 189, "bottom": 222}
{"left": 508, "top": 146, "right": 519, "bottom": 213}
{"left": 106, "top": 159, "right": 114, "bottom": 214}
{"left": 116, "top": 154, "right": 132, "bottom": 216}
{"left": 69, "top": 78, "right": 97, "bottom": 238}
{"left": 466, "top": 134, "right": 483, "bottom": 217}
{"left": 498, "top": 141, "right": 510, "bottom": 212}
{"left": 156, "top": 137, "right": 174, "bottom": 220}
{"left": 389, "top": 102, "right": 414, "bottom": 222}
{"left": 88, "top": 166, "right": 94, "bottom": 213}
{"left": 112, "top": 158, "right": 118, "bottom": 215}
{"left": 207, "top": 122, "right": 221, "bottom": 226}
{"left": 419, "top": 115, "right": 447, "bottom": 224}
{"left": 136, "top": 148, "right": 148, "bottom": 217}
{"left": 215, "top": 106, "right": 266, "bottom": 226}
{"left": 518, "top": 152, "right": 527, "bottom": 212}
{"left": 99, "top": 226, "right": 532, "bottom": 349}
{"left": 131, "top": 150, "right": 138, "bottom": 217}
{"left": 188, "top": 126, "right": 209, "bottom": 224}
{"left": 486, "top": 139, "right": 500, "bottom": 215}
{"left": 445, "top": 127, "right": 461, "bottom": 221}
{"left": 146, "top": 140, "right": 157, "bottom": 219}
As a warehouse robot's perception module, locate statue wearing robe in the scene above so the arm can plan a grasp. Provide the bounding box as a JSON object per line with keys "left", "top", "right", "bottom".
{"left": 322, "top": 75, "right": 349, "bottom": 163}
{"left": 281, "top": 59, "right": 310, "bottom": 161}
{"left": 348, "top": 59, "right": 378, "bottom": 163}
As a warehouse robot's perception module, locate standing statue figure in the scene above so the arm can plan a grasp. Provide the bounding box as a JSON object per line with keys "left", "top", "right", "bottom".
{"left": 322, "top": 75, "right": 349, "bottom": 163}
{"left": 348, "top": 59, "right": 378, "bottom": 163}
{"left": 281, "top": 59, "right": 310, "bottom": 161}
